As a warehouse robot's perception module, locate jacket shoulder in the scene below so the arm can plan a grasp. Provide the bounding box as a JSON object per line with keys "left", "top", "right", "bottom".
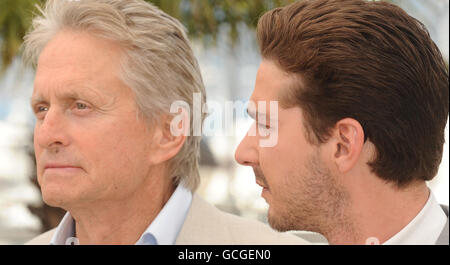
{"left": 176, "top": 194, "right": 309, "bottom": 245}
{"left": 219, "top": 210, "right": 309, "bottom": 245}
{"left": 25, "top": 228, "right": 56, "bottom": 245}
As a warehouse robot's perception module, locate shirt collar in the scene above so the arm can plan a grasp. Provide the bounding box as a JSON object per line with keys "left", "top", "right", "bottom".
{"left": 50, "top": 211, "right": 76, "bottom": 245}
{"left": 383, "top": 190, "right": 447, "bottom": 245}
{"left": 50, "top": 184, "right": 192, "bottom": 245}
{"left": 135, "top": 184, "right": 192, "bottom": 245}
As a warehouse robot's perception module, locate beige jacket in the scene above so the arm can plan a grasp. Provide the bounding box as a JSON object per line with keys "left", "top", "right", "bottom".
{"left": 25, "top": 194, "right": 309, "bottom": 245}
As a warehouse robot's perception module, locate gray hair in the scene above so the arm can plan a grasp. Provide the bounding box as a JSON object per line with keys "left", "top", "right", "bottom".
{"left": 23, "top": 0, "right": 207, "bottom": 191}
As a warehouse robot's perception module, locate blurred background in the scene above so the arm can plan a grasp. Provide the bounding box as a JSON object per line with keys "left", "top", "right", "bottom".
{"left": 0, "top": 0, "right": 448, "bottom": 244}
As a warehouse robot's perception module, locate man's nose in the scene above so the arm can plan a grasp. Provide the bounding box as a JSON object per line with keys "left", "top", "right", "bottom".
{"left": 235, "top": 124, "right": 259, "bottom": 167}
{"left": 35, "top": 107, "right": 69, "bottom": 149}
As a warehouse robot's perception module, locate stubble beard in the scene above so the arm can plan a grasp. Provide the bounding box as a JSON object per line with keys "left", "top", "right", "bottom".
{"left": 266, "top": 151, "right": 355, "bottom": 240}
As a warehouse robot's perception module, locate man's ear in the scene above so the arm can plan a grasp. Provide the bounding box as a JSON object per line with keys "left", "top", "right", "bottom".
{"left": 149, "top": 116, "right": 187, "bottom": 165}
{"left": 330, "top": 118, "right": 365, "bottom": 173}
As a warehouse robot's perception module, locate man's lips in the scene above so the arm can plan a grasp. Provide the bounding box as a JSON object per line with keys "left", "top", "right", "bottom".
{"left": 257, "top": 181, "right": 270, "bottom": 200}
{"left": 44, "top": 164, "right": 82, "bottom": 171}
{"left": 256, "top": 181, "right": 268, "bottom": 189}
{"left": 256, "top": 180, "right": 270, "bottom": 195}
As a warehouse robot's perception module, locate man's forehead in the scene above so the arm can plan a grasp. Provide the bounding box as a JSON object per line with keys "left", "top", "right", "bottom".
{"left": 252, "top": 60, "right": 300, "bottom": 104}
{"left": 33, "top": 82, "right": 96, "bottom": 97}
{"left": 37, "top": 30, "right": 123, "bottom": 68}
{"left": 33, "top": 58, "right": 122, "bottom": 101}
{"left": 32, "top": 31, "right": 128, "bottom": 104}
{"left": 35, "top": 30, "right": 124, "bottom": 87}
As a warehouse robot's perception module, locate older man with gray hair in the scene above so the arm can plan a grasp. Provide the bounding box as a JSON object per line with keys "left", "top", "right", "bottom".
{"left": 23, "top": 0, "right": 308, "bottom": 245}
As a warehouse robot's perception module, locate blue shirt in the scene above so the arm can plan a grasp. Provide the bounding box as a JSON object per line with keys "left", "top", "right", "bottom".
{"left": 49, "top": 184, "right": 192, "bottom": 245}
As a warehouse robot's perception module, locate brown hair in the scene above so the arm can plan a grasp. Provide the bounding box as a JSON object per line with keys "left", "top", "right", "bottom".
{"left": 257, "top": 0, "right": 449, "bottom": 187}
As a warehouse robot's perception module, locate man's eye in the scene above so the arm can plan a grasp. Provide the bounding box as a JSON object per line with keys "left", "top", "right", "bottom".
{"left": 37, "top": 106, "right": 49, "bottom": 112}
{"left": 76, "top": 102, "right": 88, "bottom": 110}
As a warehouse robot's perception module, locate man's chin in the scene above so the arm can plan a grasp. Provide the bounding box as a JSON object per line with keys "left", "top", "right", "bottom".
{"left": 42, "top": 193, "right": 67, "bottom": 208}
{"left": 267, "top": 208, "right": 295, "bottom": 232}
{"left": 41, "top": 187, "right": 76, "bottom": 208}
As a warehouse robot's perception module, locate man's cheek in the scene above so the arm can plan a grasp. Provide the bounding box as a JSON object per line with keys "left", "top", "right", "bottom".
{"left": 91, "top": 145, "right": 133, "bottom": 177}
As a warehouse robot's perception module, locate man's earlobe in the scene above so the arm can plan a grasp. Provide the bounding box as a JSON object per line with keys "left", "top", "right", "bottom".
{"left": 333, "top": 118, "right": 365, "bottom": 173}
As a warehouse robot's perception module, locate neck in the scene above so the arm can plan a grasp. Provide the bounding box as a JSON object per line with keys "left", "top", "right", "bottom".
{"left": 325, "top": 179, "right": 429, "bottom": 245}
{"left": 68, "top": 174, "right": 175, "bottom": 245}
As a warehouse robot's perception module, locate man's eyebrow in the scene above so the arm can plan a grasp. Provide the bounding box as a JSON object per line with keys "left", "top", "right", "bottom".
{"left": 30, "top": 87, "right": 104, "bottom": 106}
{"left": 30, "top": 94, "right": 51, "bottom": 108}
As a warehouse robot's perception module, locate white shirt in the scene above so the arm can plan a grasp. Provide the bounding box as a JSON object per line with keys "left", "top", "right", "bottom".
{"left": 50, "top": 184, "right": 192, "bottom": 245}
{"left": 383, "top": 191, "right": 447, "bottom": 245}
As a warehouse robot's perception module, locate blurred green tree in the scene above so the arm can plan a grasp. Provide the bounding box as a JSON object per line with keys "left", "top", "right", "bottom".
{"left": 149, "top": 0, "right": 297, "bottom": 43}
{"left": 0, "top": 0, "right": 43, "bottom": 72}
{"left": 0, "top": 0, "right": 296, "bottom": 73}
